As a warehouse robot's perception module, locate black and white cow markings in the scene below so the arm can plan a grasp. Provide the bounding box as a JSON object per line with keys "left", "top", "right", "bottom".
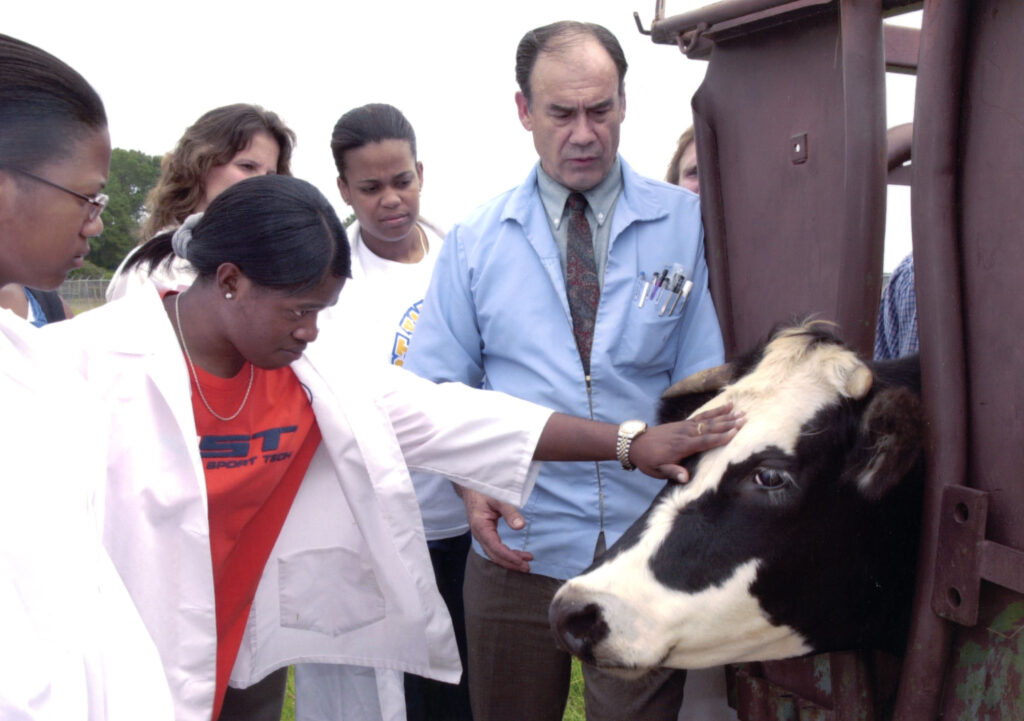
{"left": 550, "top": 321, "right": 924, "bottom": 674}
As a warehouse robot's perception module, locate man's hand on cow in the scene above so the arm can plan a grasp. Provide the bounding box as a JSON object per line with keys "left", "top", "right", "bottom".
{"left": 630, "top": 403, "right": 744, "bottom": 483}
{"left": 461, "top": 405, "right": 742, "bottom": 570}
{"left": 461, "top": 487, "right": 534, "bottom": 573}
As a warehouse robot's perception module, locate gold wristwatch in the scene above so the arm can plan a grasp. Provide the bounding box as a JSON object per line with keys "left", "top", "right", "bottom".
{"left": 616, "top": 420, "right": 648, "bottom": 471}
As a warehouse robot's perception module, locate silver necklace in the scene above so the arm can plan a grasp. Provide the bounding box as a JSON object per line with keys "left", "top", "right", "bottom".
{"left": 174, "top": 293, "right": 254, "bottom": 422}
{"left": 414, "top": 223, "right": 427, "bottom": 259}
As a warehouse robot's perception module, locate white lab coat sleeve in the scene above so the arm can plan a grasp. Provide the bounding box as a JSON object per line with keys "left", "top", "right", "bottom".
{"left": 372, "top": 365, "right": 553, "bottom": 507}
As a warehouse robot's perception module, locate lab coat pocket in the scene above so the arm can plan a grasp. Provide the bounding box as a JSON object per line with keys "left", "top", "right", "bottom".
{"left": 278, "top": 546, "right": 386, "bottom": 636}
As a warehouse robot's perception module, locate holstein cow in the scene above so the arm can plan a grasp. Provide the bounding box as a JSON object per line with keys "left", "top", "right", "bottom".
{"left": 549, "top": 321, "right": 924, "bottom": 674}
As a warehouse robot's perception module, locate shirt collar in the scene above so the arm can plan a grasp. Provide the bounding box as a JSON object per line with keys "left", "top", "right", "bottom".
{"left": 537, "top": 157, "right": 623, "bottom": 230}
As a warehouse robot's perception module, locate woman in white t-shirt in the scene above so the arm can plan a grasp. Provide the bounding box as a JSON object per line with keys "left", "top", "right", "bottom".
{"left": 299, "top": 103, "right": 470, "bottom": 721}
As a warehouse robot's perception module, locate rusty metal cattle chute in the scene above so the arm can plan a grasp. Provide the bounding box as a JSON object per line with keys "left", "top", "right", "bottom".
{"left": 637, "top": 0, "right": 1024, "bottom": 718}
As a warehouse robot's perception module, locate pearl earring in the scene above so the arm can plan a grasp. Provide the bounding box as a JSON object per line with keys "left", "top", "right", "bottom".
{"left": 225, "top": 292, "right": 234, "bottom": 300}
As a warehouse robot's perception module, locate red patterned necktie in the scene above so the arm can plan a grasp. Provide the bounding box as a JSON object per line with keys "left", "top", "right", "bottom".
{"left": 566, "top": 192, "right": 599, "bottom": 376}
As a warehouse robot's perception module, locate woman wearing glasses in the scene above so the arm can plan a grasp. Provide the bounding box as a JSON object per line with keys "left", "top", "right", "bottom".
{"left": 106, "top": 103, "right": 295, "bottom": 301}
{"left": 0, "top": 132, "right": 109, "bottom": 289}
{"left": 0, "top": 33, "right": 173, "bottom": 719}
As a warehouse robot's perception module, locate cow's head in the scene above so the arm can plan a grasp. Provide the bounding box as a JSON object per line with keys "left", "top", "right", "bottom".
{"left": 549, "top": 321, "right": 923, "bottom": 674}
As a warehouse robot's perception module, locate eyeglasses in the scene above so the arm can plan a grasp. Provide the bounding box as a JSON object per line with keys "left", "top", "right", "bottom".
{"left": 3, "top": 166, "right": 109, "bottom": 221}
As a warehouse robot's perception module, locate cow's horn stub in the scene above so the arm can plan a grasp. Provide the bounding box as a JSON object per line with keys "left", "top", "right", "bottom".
{"left": 661, "top": 363, "right": 735, "bottom": 399}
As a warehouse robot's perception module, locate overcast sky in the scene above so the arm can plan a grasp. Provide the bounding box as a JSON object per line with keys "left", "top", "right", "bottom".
{"left": 9, "top": 1, "right": 919, "bottom": 270}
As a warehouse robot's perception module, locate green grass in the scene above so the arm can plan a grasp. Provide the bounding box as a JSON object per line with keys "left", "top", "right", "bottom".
{"left": 281, "top": 667, "right": 295, "bottom": 721}
{"left": 279, "top": 660, "right": 586, "bottom": 720}
{"left": 563, "top": 658, "right": 586, "bottom": 720}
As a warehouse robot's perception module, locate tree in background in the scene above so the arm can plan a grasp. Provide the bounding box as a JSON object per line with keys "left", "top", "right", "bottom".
{"left": 79, "top": 148, "right": 162, "bottom": 273}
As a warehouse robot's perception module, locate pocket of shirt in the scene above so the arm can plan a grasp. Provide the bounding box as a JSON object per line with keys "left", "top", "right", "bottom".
{"left": 610, "top": 302, "right": 684, "bottom": 373}
{"left": 278, "top": 546, "right": 386, "bottom": 636}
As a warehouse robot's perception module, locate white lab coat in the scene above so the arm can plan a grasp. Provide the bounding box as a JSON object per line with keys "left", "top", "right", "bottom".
{"left": 1, "top": 310, "right": 173, "bottom": 720}
{"left": 44, "top": 285, "right": 551, "bottom": 721}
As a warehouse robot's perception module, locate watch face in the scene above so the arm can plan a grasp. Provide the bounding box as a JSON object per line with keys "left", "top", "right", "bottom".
{"left": 621, "top": 420, "right": 647, "bottom": 436}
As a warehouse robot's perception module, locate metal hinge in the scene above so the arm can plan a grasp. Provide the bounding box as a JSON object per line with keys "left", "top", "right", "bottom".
{"left": 932, "top": 484, "right": 1024, "bottom": 626}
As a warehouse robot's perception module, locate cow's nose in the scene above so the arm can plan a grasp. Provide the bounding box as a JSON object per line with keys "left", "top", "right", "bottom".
{"left": 549, "top": 597, "right": 610, "bottom": 662}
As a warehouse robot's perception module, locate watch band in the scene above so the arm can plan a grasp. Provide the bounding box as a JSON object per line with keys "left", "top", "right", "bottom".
{"left": 617, "top": 436, "right": 636, "bottom": 470}
{"left": 616, "top": 420, "right": 648, "bottom": 471}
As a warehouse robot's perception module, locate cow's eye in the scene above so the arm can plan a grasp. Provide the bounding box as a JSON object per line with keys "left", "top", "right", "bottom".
{"left": 753, "top": 468, "right": 792, "bottom": 490}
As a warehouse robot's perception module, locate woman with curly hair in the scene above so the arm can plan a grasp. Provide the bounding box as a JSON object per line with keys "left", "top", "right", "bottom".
{"left": 106, "top": 103, "right": 295, "bottom": 300}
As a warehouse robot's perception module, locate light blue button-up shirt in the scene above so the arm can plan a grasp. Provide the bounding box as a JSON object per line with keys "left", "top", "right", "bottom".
{"left": 405, "top": 157, "right": 724, "bottom": 579}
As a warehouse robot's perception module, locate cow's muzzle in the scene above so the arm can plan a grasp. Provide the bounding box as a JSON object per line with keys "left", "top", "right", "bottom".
{"left": 548, "top": 596, "right": 609, "bottom": 664}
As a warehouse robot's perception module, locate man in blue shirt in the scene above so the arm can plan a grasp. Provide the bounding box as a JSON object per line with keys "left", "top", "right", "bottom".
{"left": 405, "top": 20, "right": 725, "bottom": 721}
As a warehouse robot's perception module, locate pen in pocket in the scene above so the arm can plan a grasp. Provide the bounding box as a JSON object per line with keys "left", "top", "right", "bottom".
{"left": 637, "top": 264, "right": 690, "bottom": 314}
{"left": 650, "top": 267, "right": 669, "bottom": 300}
{"left": 633, "top": 272, "right": 648, "bottom": 307}
{"left": 659, "top": 275, "right": 684, "bottom": 316}
{"left": 668, "top": 279, "right": 693, "bottom": 316}
{"left": 638, "top": 271, "right": 654, "bottom": 308}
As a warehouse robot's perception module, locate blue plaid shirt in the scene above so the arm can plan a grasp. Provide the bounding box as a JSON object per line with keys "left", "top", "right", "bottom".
{"left": 874, "top": 253, "right": 918, "bottom": 360}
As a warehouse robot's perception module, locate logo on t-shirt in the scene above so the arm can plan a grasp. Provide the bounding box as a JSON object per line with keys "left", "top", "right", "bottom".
{"left": 200, "top": 426, "right": 298, "bottom": 469}
{"left": 391, "top": 300, "right": 423, "bottom": 367}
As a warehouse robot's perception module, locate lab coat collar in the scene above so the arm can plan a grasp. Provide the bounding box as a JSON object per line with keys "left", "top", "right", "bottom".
{"left": 100, "top": 280, "right": 184, "bottom": 357}
{"left": 100, "top": 283, "right": 204, "bottom": 476}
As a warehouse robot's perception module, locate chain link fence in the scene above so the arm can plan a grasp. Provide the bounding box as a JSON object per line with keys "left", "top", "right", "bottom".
{"left": 58, "top": 279, "right": 109, "bottom": 311}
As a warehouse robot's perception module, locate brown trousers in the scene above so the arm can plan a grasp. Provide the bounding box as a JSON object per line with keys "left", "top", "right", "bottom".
{"left": 464, "top": 551, "right": 686, "bottom": 721}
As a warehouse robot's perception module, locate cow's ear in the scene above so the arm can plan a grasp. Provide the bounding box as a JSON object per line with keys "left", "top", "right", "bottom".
{"left": 846, "top": 386, "right": 924, "bottom": 500}
{"left": 826, "top": 356, "right": 873, "bottom": 400}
